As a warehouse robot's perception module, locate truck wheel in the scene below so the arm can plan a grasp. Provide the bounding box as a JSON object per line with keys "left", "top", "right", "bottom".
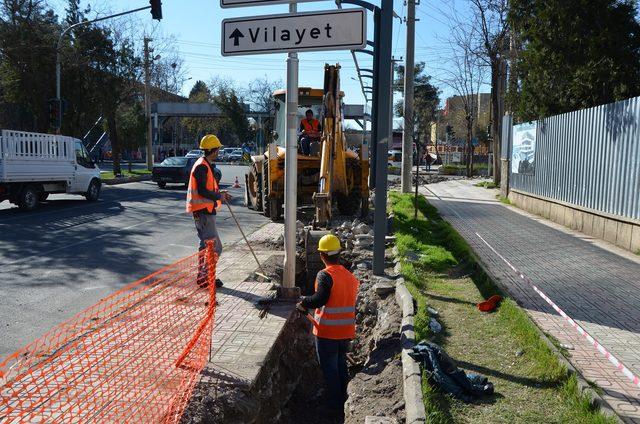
{"left": 85, "top": 179, "right": 101, "bottom": 201}
{"left": 18, "top": 185, "right": 39, "bottom": 211}
{"left": 39, "top": 192, "right": 49, "bottom": 202}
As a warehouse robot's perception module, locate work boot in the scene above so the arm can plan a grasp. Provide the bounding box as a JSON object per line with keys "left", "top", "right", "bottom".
{"left": 215, "top": 278, "right": 224, "bottom": 288}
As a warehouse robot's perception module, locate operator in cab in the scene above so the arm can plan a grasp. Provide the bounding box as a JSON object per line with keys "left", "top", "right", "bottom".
{"left": 186, "top": 134, "right": 230, "bottom": 288}
{"left": 299, "top": 109, "right": 322, "bottom": 156}
{"left": 296, "top": 234, "right": 359, "bottom": 419}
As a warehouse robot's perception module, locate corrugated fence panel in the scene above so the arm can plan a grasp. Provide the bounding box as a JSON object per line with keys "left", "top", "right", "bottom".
{"left": 509, "top": 96, "right": 640, "bottom": 221}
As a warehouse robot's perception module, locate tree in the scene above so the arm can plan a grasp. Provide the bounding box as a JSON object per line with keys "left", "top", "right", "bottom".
{"left": 393, "top": 62, "right": 440, "bottom": 147}
{"left": 468, "top": 0, "right": 508, "bottom": 184}
{"left": 0, "top": 1, "right": 59, "bottom": 131}
{"left": 509, "top": 0, "right": 640, "bottom": 121}
{"left": 212, "top": 85, "right": 252, "bottom": 145}
{"left": 246, "top": 75, "right": 281, "bottom": 147}
{"left": 439, "top": 24, "right": 486, "bottom": 177}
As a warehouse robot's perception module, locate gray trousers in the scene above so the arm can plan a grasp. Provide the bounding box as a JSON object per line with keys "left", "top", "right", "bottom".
{"left": 193, "top": 212, "right": 223, "bottom": 256}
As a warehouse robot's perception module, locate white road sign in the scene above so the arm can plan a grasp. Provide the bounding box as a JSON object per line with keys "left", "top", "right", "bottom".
{"left": 221, "top": 0, "right": 317, "bottom": 9}
{"left": 221, "top": 9, "right": 367, "bottom": 56}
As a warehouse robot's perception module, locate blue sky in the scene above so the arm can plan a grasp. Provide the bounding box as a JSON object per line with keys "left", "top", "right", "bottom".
{"left": 50, "top": 0, "right": 467, "bottom": 107}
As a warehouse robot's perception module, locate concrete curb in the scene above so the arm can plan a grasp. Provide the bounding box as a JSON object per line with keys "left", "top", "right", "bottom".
{"left": 394, "top": 276, "right": 427, "bottom": 424}
{"left": 101, "top": 175, "right": 152, "bottom": 185}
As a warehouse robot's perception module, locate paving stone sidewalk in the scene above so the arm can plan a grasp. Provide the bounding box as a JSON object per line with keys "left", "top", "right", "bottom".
{"left": 203, "top": 222, "right": 289, "bottom": 388}
{"left": 421, "top": 179, "right": 640, "bottom": 423}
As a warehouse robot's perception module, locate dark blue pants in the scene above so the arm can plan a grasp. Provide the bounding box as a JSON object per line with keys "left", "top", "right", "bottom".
{"left": 316, "top": 337, "right": 349, "bottom": 410}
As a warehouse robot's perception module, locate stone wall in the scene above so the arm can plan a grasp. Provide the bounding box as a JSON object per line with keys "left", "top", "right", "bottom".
{"left": 509, "top": 189, "right": 640, "bottom": 253}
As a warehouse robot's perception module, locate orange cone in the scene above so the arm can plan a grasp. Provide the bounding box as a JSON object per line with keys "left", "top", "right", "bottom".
{"left": 232, "top": 176, "right": 241, "bottom": 189}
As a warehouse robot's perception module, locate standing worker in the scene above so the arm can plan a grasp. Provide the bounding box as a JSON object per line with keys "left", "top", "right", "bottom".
{"left": 186, "top": 134, "right": 231, "bottom": 288}
{"left": 296, "top": 234, "right": 359, "bottom": 418}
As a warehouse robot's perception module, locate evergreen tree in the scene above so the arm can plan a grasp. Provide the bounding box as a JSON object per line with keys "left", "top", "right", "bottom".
{"left": 509, "top": 0, "right": 640, "bottom": 121}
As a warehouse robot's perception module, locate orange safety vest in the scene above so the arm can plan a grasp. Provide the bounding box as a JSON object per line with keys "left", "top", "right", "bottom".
{"left": 312, "top": 265, "right": 359, "bottom": 340}
{"left": 301, "top": 119, "right": 320, "bottom": 132}
{"left": 186, "top": 157, "right": 222, "bottom": 213}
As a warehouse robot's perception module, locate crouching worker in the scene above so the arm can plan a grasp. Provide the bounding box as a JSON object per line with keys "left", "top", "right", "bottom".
{"left": 186, "top": 134, "right": 231, "bottom": 288}
{"left": 296, "top": 234, "right": 360, "bottom": 417}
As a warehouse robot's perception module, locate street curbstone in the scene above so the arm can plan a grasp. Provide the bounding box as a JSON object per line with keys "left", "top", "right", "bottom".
{"left": 394, "top": 267, "right": 426, "bottom": 423}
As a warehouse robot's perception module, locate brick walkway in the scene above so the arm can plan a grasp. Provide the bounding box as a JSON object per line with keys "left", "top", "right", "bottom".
{"left": 204, "top": 222, "right": 290, "bottom": 389}
{"left": 421, "top": 179, "right": 640, "bottom": 423}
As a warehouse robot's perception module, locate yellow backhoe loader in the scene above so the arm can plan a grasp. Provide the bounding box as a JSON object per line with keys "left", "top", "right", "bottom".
{"left": 244, "top": 64, "right": 369, "bottom": 225}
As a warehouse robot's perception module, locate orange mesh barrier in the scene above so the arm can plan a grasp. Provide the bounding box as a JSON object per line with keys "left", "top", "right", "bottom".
{"left": 0, "top": 241, "right": 218, "bottom": 423}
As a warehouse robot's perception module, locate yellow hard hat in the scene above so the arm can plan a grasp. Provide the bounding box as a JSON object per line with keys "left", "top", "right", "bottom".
{"left": 200, "top": 134, "right": 222, "bottom": 150}
{"left": 318, "top": 234, "right": 341, "bottom": 255}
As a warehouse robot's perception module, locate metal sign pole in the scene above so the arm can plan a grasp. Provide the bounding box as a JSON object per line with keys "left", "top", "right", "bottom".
{"left": 282, "top": 2, "right": 299, "bottom": 295}
{"left": 372, "top": 0, "right": 393, "bottom": 275}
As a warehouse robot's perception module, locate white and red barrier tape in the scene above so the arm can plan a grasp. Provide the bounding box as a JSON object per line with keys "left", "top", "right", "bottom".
{"left": 423, "top": 186, "right": 640, "bottom": 389}
{"left": 474, "top": 232, "right": 640, "bottom": 389}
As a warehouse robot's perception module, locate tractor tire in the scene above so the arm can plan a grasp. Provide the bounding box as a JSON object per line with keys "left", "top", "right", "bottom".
{"left": 269, "top": 197, "right": 282, "bottom": 221}
{"left": 18, "top": 184, "right": 40, "bottom": 211}
{"left": 246, "top": 163, "right": 262, "bottom": 211}
{"left": 261, "top": 160, "right": 270, "bottom": 218}
{"left": 336, "top": 189, "right": 361, "bottom": 216}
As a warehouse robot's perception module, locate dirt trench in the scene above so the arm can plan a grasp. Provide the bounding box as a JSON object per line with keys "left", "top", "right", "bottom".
{"left": 184, "top": 215, "right": 405, "bottom": 423}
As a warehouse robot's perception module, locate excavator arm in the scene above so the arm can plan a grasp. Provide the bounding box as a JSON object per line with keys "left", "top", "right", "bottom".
{"left": 314, "top": 64, "right": 348, "bottom": 226}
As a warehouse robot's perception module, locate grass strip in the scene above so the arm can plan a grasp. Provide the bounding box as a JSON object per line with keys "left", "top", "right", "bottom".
{"left": 475, "top": 181, "right": 497, "bottom": 189}
{"left": 100, "top": 169, "right": 152, "bottom": 180}
{"left": 390, "top": 192, "right": 615, "bottom": 424}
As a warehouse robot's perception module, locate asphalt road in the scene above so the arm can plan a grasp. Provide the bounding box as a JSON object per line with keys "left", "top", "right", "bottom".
{"left": 0, "top": 164, "right": 268, "bottom": 358}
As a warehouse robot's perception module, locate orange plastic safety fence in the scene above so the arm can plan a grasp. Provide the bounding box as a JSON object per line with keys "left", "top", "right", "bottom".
{"left": 0, "top": 241, "right": 218, "bottom": 424}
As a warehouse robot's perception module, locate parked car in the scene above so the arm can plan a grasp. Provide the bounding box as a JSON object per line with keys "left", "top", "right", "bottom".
{"left": 152, "top": 156, "right": 198, "bottom": 188}
{"left": 0, "top": 130, "right": 101, "bottom": 211}
{"left": 185, "top": 149, "right": 203, "bottom": 158}
{"left": 219, "top": 147, "right": 236, "bottom": 162}
{"left": 228, "top": 148, "right": 244, "bottom": 162}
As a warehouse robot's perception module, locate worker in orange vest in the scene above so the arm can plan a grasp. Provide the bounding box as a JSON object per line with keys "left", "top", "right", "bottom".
{"left": 186, "top": 134, "right": 231, "bottom": 288}
{"left": 299, "top": 109, "right": 322, "bottom": 155}
{"left": 297, "top": 234, "right": 359, "bottom": 416}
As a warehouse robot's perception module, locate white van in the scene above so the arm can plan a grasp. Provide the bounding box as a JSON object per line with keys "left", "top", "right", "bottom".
{"left": 0, "top": 130, "right": 101, "bottom": 211}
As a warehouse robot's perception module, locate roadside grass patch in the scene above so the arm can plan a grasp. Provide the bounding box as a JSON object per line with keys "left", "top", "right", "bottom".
{"left": 475, "top": 181, "right": 497, "bottom": 189}
{"left": 496, "top": 194, "right": 512, "bottom": 205}
{"left": 100, "top": 169, "right": 151, "bottom": 180}
{"left": 390, "top": 192, "right": 615, "bottom": 424}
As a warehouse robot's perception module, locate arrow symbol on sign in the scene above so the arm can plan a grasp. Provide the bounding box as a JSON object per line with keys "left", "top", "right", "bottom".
{"left": 229, "top": 28, "right": 244, "bottom": 46}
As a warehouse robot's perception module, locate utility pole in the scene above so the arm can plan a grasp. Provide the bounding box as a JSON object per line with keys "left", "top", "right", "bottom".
{"left": 144, "top": 37, "right": 153, "bottom": 170}
{"left": 401, "top": 0, "right": 416, "bottom": 193}
{"left": 372, "top": 0, "right": 394, "bottom": 275}
{"left": 282, "top": 2, "right": 299, "bottom": 297}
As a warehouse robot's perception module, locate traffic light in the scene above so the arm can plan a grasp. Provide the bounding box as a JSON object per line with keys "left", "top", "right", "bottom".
{"left": 48, "top": 98, "right": 61, "bottom": 130}
{"left": 150, "top": 0, "right": 162, "bottom": 20}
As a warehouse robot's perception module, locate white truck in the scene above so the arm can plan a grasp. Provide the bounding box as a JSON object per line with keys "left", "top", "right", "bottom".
{"left": 0, "top": 130, "right": 101, "bottom": 211}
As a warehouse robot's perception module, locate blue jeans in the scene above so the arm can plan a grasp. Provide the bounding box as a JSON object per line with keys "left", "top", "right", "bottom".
{"left": 316, "top": 337, "right": 349, "bottom": 410}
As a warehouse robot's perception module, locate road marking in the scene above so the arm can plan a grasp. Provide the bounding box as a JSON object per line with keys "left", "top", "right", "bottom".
{"left": 0, "top": 189, "right": 163, "bottom": 224}
{"left": 81, "top": 285, "right": 110, "bottom": 291}
{"left": 168, "top": 244, "right": 194, "bottom": 249}
{"left": 4, "top": 210, "right": 186, "bottom": 267}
